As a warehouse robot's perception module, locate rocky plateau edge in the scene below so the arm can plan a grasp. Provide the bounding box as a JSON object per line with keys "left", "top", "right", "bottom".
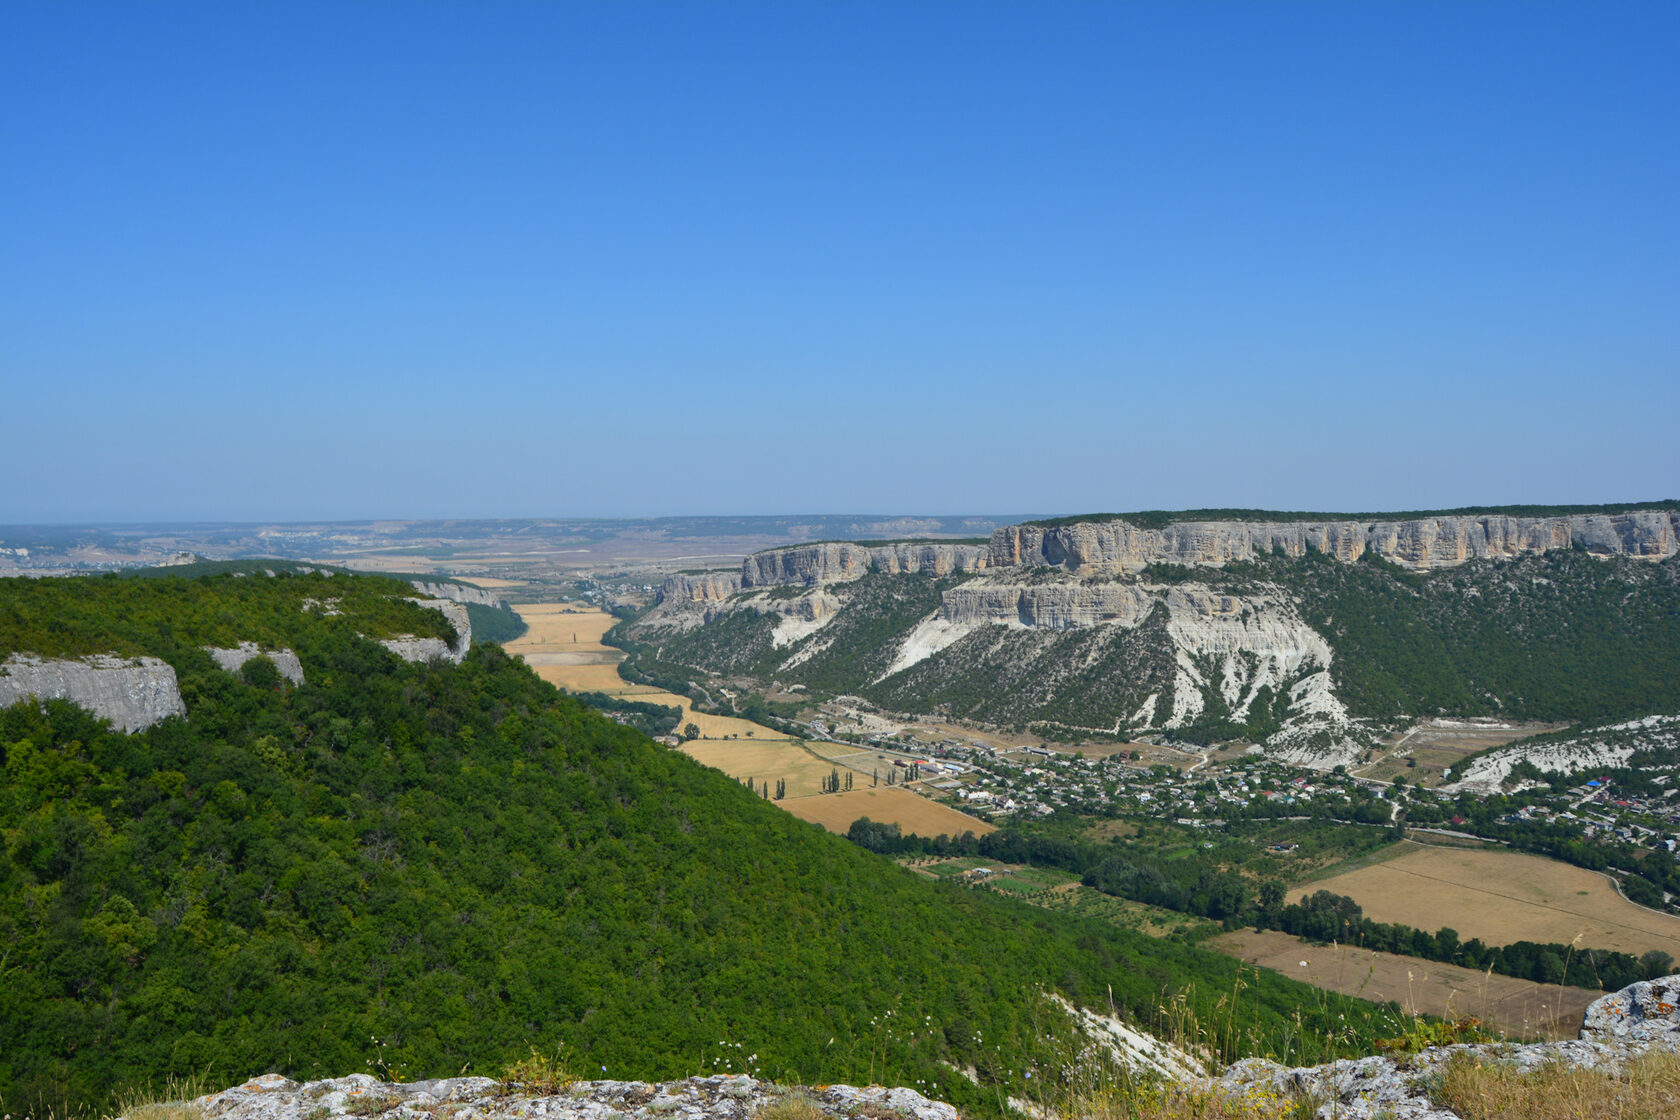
{"left": 991, "top": 509, "right": 1680, "bottom": 575}
{"left": 145, "top": 977, "right": 1680, "bottom": 1120}
{"left": 665, "top": 510, "right": 1678, "bottom": 596}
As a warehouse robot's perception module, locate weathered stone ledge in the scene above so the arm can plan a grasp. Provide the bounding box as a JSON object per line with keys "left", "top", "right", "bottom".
{"left": 181, "top": 1073, "right": 958, "bottom": 1120}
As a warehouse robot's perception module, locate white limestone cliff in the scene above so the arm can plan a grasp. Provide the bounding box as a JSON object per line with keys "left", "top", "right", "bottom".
{"left": 378, "top": 599, "right": 472, "bottom": 664}
{"left": 410, "top": 580, "right": 505, "bottom": 608}
{"left": 990, "top": 509, "right": 1680, "bottom": 574}
{"left": 206, "top": 642, "right": 306, "bottom": 685}
{"left": 0, "top": 653, "right": 186, "bottom": 732}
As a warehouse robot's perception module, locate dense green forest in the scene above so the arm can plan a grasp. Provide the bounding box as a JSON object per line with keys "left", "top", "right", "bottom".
{"left": 1262, "top": 549, "right": 1680, "bottom": 723}
{"left": 0, "top": 568, "right": 457, "bottom": 659}
{"left": 1, "top": 573, "right": 1396, "bottom": 1113}
{"left": 119, "top": 558, "right": 530, "bottom": 646}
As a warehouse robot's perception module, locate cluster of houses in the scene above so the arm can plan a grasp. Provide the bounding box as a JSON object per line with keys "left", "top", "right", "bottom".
{"left": 1505, "top": 778, "right": 1680, "bottom": 858}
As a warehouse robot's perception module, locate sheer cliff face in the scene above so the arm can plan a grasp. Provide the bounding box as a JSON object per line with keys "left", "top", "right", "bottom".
{"left": 990, "top": 510, "right": 1680, "bottom": 574}
{"left": 0, "top": 654, "right": 186, "bottom": 732}
{"left": 409, "top": 580, "right": 505, "bottom": 608}
{"left": 658, "top": 571, "right": 744, "bottom": 604}
{"left": 379, "top": 599, "right": 472, "bottom": 664}
{"left": 628, "top": 511, "right": 1675, "bottom": 769}
{"left": 740, "top": 543, "right": 989, "bottom": 587}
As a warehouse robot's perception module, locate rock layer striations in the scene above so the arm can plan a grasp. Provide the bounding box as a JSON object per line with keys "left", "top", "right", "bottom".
{"left": 991, "top": 509, "right": 1680, "bottom": 574}
{"left": 0, "top": 653, "right": 186, "bottom": 732}
{"left": 742, "top": 542, "right": 989, "bottom": 588}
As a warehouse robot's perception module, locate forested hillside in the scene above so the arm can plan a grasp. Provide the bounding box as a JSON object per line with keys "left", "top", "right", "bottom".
{"left": 627, "top": 549, "right": 1680, "bottom": 746}
{"left": 1, "top": 573, "right": 1381, "bottom": 1112}
{"left": 1267, "top": 549, "right": 1680, "bottom": 723}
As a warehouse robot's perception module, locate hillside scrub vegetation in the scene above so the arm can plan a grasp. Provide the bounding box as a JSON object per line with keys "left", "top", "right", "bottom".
{"left": 2, "top": 573, "right": 1400, "bottom": 1115}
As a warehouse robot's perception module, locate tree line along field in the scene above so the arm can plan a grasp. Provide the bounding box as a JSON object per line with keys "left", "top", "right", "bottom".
{"left": 1304, "top": 841, "right": 1680, "bottom": 962}
{"left": 782, "top": 786, "right": 997, "bottom": 836}
{"left": 906, "top": 858, "right": 1602, "bottom": 1040}
{"left": 1206, "top": 929, "right": 1600, "bottom": 1041}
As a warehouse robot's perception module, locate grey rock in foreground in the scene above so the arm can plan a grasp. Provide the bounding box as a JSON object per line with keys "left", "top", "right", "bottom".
{"left": 185, "top": 1073, "right": 958, "bottom": 1120}
{"left": 0, "top": 653, "right": 186, "bottom": 732}
{"left": 1219, "top": 975, "right": 1680, "bottom": 1119}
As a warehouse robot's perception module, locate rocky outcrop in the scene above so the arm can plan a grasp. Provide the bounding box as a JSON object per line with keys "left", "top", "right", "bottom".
{"left": 206, "top": 642, "right": 306, "bottom": 685}
{"left": 866, "top": 542, "right": 990, "bottom": 577}
{"left": 742, "top": 542, "right": 988, "bottom": 588}
{"left": 379, "top": 600, "right": 471, "bottom": 664}
{"left": 1444, "top": 714, "right": 1680, "bottom": 794}
{"left": 1581, "top": 975, "right": 1680, "bottom": 1045}
{"left": 658, "top": 571, "right": 744, "bottom": 604}
{"left": 990, "top": 509, "right": 1680, "bottom": 574}
{"left": 1218, "top": 974, "right": 1680, "bottom": 1119}
{"left": 410, "top": 580, "right": 505, "bottom": 608}
{"left": 0, "top": 653, "right": 186, "bottom": 732}
{"left": 175, "top": 1074, "right": 958, "bottom": 1120}
{"left": 742, "top": 543, "right": 876, "bottom": 587}
{"left": 734, "top": 510, "right": 1678, "bottom": 587}
{"left": 939, "top": 580, "right": 1158, "bottom": 629}
{"left": 907, "top": 575, "right": 1347, "bottom": 750}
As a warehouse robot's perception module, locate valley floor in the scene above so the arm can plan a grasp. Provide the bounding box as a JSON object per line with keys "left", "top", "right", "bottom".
{"left": 502, "top": 601, "right": 994, "bottom": 835}
{"left": 1206, "top": 927, "right": 1599, "bottom": 1040}
{"left": 1305, "top": 841, "right": 1680, "bottom": 961}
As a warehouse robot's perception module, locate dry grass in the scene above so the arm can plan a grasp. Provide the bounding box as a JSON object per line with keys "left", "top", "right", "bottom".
{"left": 779, "top": 786, "right": 994, "bottom": 836}
{"left": 505, "top": 602, "right": 807, "bottom": 742}
{"left": 503, "top": 602, "right": 621, "bottom": 650}
{"left": 755, "top": 1094, "right": 825, "bottom": 1120}
{"left": 1054, "top": 1082, "right": 1323, "bottom": 1120}
{"left": 1307, "top": 841, "right": 1680, "bottom": 961}
{"left": 1433, "top": 1049, "right": 1680, "bottom": 1120}
{"left": 1205, "top": 928, "right": 1600, "bottom": 1040}
{"left": 0, "top": 1074, "right": 217, "bottom": 1120}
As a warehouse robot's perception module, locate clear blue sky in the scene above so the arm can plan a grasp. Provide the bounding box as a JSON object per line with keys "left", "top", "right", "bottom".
{"left": 3, "top": 1, "right": 1675, "bottom": 523}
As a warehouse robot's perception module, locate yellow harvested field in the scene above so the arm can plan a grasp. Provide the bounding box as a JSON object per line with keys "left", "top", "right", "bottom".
{"left": 527, "top": 661, "right": 668, "bottom": 695}
{"left": 781, "top": 787, "right": 994, "bottom": 837}
{"left": 1308, "top": 841, "right": 1680, "bottom": 960}
{"left": 504, "top": 602, "right": 989, "bottom": 835}
{"left": 681, "top": 738, "right": 837, "bottom": 798}
{"left": 505, "top": 601, "right": 800, "bottom": 740}
{"left": 1207, "top": 929, "right": 1599, "bottom": 1041}
{"left": 504, "top": 602, "right": 620, "bottom": 650}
